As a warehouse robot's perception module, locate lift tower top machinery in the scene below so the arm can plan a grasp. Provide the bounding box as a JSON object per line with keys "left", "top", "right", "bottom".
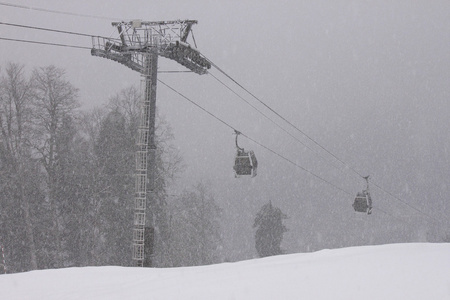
{"left": 91, "top": 19, "right": 210, "bottom": 267}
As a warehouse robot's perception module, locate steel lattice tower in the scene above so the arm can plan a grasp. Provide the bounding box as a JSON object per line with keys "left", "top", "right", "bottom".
{"left": 91, "top": 19, "right": 210, "bottom": 267}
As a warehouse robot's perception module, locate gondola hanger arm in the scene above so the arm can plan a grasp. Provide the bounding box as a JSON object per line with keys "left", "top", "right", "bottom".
{"left": 234, "top": 130, "right": 244, "bottom": 151}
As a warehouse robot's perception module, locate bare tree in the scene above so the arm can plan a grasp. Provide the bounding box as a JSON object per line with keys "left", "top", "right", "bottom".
{"left": 0, "top": 63, "right": 38, "bottom": 270}
{"left": 29, "top": 65, "right": 80, "bottom": 267}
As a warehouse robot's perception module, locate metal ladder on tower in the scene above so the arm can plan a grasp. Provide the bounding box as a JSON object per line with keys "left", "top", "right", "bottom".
{"left": 0, "top": 244, "right": 6, "bottom": 274}
{"left": 133, "top": 44, "right": 158, "bottom": 267}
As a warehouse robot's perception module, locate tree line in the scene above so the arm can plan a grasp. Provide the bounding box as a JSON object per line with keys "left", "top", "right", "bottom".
{"left": 0, "top": 62, "right": 222, "bottom": 273}
{"left": 0, "top": 62, "right": 289, "bottom": 273}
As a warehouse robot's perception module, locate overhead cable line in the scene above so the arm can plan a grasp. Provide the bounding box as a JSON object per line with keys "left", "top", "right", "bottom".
{"left": 363, "top": 206, "right": 442, "bottom": 242}
{"left": 204, "top": 55, "right": 367, "bottom": 180}
{"left": 0, "top": 21, "right": 119, "bottom": 41}
{"left": 1, "top": 25, "right": 444, "bottom": 227}
{"left": 157, "top": 79, "right": 233, "bottom": 130}
{"left": 371, "top": 181, "right": 444, "bottom": 225}
{"left": 208, "top": 71, "right": 353, "bottom": 177}
{"left": 371, "top": 206, "right": 403, "bottom": 222}
{"left": 0, "top": 1, "right": 119, "bottom": 21}
{"left": 158, "top": 78, "right": 353, "bottom": 197}
{"left": 160, "top": 78, "right": 439, "bottom": 230}
{"left": 203, "top": 55, "right": 447, "bottom": 226}
{"left": 209, "top": 70, "right": 376, "bottom": 212}
{"left": 0, "top": 36, "right": 90, "bottom": 50}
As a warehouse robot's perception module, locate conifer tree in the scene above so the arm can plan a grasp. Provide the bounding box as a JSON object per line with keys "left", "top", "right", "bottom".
{"left": 253, "top": 202, "right": 288, "bottom": 258}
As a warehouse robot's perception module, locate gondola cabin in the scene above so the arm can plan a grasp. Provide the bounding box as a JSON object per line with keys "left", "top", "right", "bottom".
{"left": 233, "top": 130, "right": 258, "bottom": 178}
{"left": 352, "top": 175, "right": 372, "bottom": 214}
{"left": 234, "top": 149, "right": 257, "bottom": 177}
{"left": 352, "top": 191, "right": 372, "bottom": 214}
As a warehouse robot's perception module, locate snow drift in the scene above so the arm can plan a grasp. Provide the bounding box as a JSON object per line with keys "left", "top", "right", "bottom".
{"left": 1, "top": 243, "right": 449, "bottom": 300}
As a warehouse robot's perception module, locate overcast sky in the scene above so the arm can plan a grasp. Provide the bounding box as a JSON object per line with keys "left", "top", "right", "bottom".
{"left": 1, "top": 1, "right": 449, "bottom": 258}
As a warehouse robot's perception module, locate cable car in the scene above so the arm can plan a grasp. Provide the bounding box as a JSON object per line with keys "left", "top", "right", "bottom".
{"left": 233, "top": 131, "right": 257, "bottom": 178}
{"left": 353, "top": 176, "right": 372, "bottom": 214}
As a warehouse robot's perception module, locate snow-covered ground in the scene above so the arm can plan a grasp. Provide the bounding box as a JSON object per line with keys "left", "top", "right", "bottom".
{"left": 1, "top": 243, "right": 449, "bottom": 300}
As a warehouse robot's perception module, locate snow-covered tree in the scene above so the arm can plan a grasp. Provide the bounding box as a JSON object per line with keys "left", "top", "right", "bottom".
{"left": 92, "top": 109, "right": 133, "bottom": 265}
{"left": 78, "top": 85, "right": 183, "bottom": 267}
{"left": 253, "top": 202, "right": 288, "bottom": 258}
{"left": 166, "top": 183, "right": 222, "bottom": 267}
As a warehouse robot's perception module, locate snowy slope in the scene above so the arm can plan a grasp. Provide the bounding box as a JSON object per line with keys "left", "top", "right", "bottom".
{"left": 1, "top": 243, "right": 449, "bottom": 300}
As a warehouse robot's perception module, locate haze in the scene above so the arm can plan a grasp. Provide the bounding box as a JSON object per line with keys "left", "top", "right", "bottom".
{"left": 1, "top": 0, "right": 448, "bottom": 261}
